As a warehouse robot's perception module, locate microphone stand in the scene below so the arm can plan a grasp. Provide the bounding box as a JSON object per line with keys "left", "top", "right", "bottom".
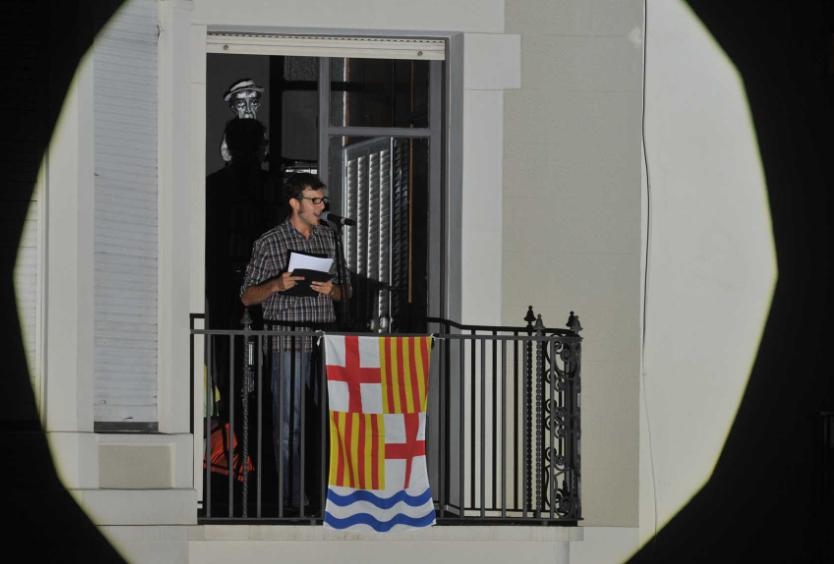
{"left": 370, "top": 280, "right": 398, "bottom": 334}
{"left": 327, "top": 220, "right": 351, "bottom": 329}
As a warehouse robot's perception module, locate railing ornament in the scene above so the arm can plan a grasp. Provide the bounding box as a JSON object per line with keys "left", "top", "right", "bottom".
{"left": 566, "top": 311, "right": 582, "bottom": 333}
{"left": 524, "top": 305, "right": 536, "bottom": 328}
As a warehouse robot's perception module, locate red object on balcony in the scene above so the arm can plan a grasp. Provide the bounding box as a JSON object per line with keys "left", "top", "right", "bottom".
{"left": 204, "top": 420, "right": 254, "bottom": 482}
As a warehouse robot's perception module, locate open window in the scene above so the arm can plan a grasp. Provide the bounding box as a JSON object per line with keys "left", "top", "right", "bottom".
{"left": 205, "top": 34, "right": 445, "bottom": 332}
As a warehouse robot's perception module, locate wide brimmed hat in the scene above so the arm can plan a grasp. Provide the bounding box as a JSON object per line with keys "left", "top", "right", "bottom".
{"left": 223, "top": 79, "right": 264, "bottom": 103}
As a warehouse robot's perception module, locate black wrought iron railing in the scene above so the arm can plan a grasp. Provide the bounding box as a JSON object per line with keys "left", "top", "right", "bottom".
{"left": 190, "top": 307, "right": 582, "bottom": 525}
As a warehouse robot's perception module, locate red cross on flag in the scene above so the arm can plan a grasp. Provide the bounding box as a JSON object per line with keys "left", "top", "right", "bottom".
{"left": 384, "top": 412, "right": 426, "bottom": 490}
{"left": 326, "top": 335, "right": 383, "bottom": 413}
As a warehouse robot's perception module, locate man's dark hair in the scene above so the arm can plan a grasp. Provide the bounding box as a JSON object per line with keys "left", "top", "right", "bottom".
{"left": 284, "top": 172, "right": 326, "bottom": 201}
{"left": 224, "top": 118, "right": 266, "bottom": 161}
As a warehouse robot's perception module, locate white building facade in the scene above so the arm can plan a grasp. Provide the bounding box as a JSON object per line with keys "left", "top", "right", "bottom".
{"left": 17, "top": 0, "right": 774, "bottom": 562}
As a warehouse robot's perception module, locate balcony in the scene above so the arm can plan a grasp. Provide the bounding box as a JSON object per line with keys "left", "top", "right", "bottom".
{"left": 190, "top": 307, "right": 582, "bottom": 526}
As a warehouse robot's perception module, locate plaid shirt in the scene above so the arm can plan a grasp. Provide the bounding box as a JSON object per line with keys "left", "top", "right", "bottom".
{"left": 241, "top": 220, "right": 350, "bottom": 330}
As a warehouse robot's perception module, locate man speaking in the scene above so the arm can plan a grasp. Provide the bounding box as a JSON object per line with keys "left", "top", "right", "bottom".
{"left": 241, "top": 172, "right": 350, "bottom": 512}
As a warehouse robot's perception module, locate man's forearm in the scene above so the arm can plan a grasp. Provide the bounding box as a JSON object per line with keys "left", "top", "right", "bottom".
{"left": 241, "top": 280, "right": 278, "bottom": 306}
{"left": 242, "top": 278, "right": 347, "bottom": 305}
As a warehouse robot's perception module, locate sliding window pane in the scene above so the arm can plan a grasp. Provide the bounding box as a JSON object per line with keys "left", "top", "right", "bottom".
{"left": 330, "top": 58, "right": 429, "bottom": 129}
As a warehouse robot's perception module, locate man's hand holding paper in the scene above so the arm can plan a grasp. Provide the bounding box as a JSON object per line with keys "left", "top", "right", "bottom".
{"left": 282, "top": 251, "right": 335, "bottom": 297}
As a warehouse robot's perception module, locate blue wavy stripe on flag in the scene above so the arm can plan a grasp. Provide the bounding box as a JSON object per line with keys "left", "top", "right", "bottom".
{"left": 327, "top": 488, "right": 433, "bottom": 509}
{"left": 324, "top": 508, "right": 436, "bottom": 532}
{"left": 325, "top": 487, "right": 436, "bottom": 523}
{"left": 326, "top": 498, "right": 435, "bottom": 522}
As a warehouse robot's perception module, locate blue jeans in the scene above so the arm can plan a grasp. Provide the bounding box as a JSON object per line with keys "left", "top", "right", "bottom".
{"left": 271, "top": 350, "right": 314, "bottom": 506}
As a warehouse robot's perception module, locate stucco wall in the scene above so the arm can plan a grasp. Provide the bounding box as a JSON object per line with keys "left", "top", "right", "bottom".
{"left": 639, "top": 0, "right": 775, "bottom": 544}
{"left": 503, "top": 0, "right": 644, "bottom": 529}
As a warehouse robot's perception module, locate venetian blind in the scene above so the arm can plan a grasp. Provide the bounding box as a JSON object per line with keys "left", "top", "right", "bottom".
{"left": 93, "top": 0, "right": 158, "bottom": 425}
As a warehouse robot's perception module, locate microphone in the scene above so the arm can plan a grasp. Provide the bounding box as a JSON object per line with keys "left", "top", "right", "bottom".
{"left": 321, "top": 211, "right": 356, "bottom": 227}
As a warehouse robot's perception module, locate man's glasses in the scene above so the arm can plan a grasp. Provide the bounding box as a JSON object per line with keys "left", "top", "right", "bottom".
{"left": 299, "top": 196, "right": 329, "bottom": 205}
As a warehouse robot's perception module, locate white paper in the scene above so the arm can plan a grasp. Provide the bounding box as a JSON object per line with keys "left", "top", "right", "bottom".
{"left": 288, "top": 251, "right": 333, "bottom": 273}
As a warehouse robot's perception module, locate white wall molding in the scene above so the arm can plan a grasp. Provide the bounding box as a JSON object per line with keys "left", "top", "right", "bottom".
{"left": 44, "top": 53, "right": 96, "bottom": 434}
{"left": 464, "top": 33, "right": 521, "bottom": 90}
{"left": 46, "top": 431, "right": 100, "bottom": 489}
{"left": 189, "top": 525, "right": 580, "bottom": 564}
{"left": 158, "top": 0, "right": 195, "bottom": 434}
{"left": 78, "top": 489, "right": 198, "bottom": 525}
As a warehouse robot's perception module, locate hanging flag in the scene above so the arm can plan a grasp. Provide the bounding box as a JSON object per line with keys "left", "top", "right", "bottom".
{"left": 324, "top": 334, "right": 435, "bottom": 532}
